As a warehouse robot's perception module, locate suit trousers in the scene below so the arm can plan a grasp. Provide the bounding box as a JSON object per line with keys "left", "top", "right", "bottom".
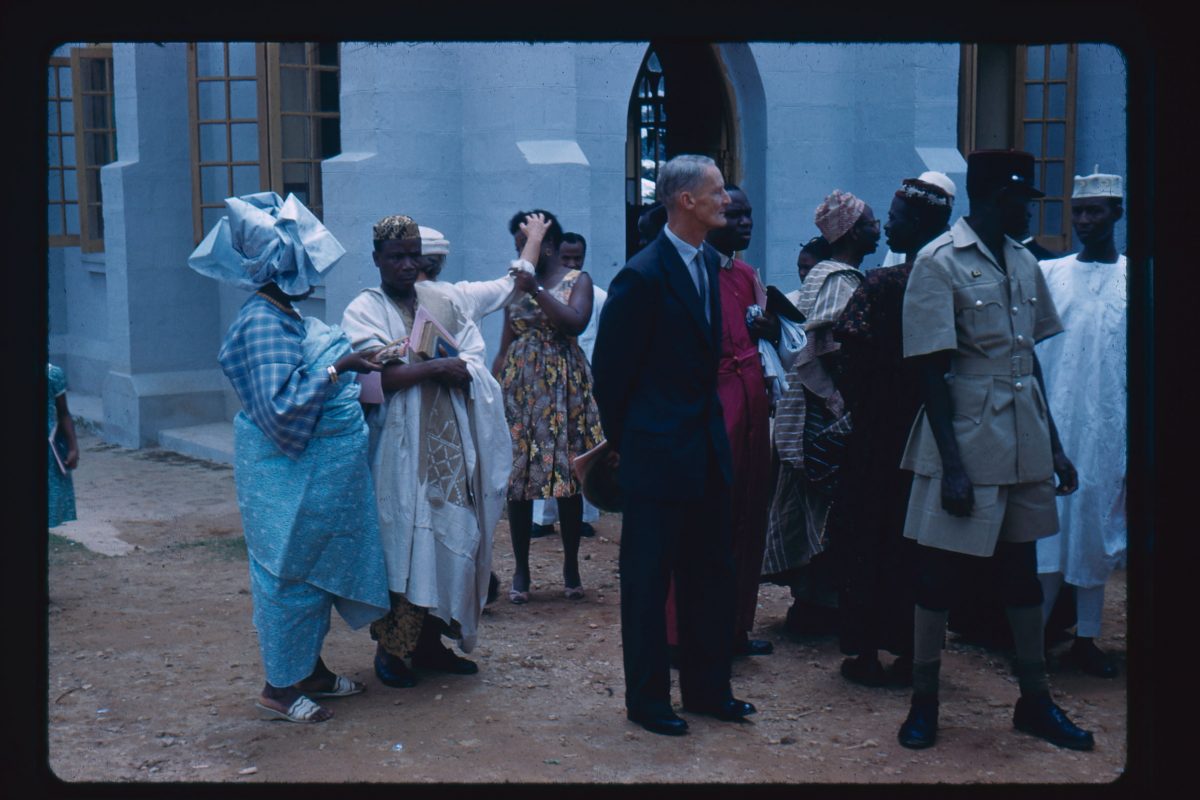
{"left": 619, "top": 456, "right": 735, "bottom": 715}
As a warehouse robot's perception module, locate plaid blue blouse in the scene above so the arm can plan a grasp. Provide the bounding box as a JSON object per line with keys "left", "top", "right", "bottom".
{"left": 218, "top": 294, "right": 335, "bottom": 459}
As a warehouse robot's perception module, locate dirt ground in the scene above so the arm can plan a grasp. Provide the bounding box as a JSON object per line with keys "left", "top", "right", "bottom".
{"left": 46, "top": 429, "right": 1128, "bottom": 784}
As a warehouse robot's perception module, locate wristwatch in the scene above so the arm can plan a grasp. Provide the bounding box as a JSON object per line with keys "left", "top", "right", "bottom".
{"left": 531, "top": 285, "right": 545, "bottom": 299}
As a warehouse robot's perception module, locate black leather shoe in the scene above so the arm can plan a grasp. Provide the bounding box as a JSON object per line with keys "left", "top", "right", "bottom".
{"left": 411, "top": 644, "right": 479, "bottom": 675}
{"left": 627, "top": 708, "right": 688, "bottom": 736}
{"left": 374, "top": 646, "right": 417, "bottom": 688}
{"left": 1013, "top": 694, "right": 1095, "bottom": 750}
{"left": 1070, "top": 640, "right": 1119, "bottom": 678}
{"left": 897, "top": 700, "right": 938, "bottom": 749}
{"left": 840, "top": 655, "right": 887, "bottom": 687}
{"left": 682, "top": 698, "right": 757, "bottom": 721}
{"left": 530, "top": 523, "right": 555, "bottom": 538}
{"left": 579, "top": 522, "right": 596, "bottom": 538}
{"left": 737, "top": 638, "right": 775, "bottom": 657}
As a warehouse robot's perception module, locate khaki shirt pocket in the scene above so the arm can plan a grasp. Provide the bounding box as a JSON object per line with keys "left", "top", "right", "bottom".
{"left": 949, "top": 375, "right": 991, "bottom": 426}
{"left": 953, "top": 279, "right": 1009, "bottom": 353}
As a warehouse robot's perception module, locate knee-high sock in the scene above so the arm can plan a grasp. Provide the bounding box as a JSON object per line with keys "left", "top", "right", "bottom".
{"left": 1075, "top": 583, "right": 1106, "bottom": 639}
{"left": 912, "top": 605, "right": 947, "bottom": 699}
{"left": 1006, "top": 604, "right": 1050, "bottom": 696}
{"left": 1039, "top": 572, "right": 1064, "bottom": 626}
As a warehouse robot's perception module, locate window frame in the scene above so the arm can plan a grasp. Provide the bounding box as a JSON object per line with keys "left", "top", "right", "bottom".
{"left": 48, "top": 55, "right": 79, "bottom": 248}
{"left": 1012, "top": 44, "right": 1078, "bottom": 253}
{"left": 958, "top": 43, "right": 1078, "bottom": 253}
{"left": 187, "top": 42, "right": 340, "bottom": 243}
{"left": 70, "top": 45, "right": 117, "bottom": 253}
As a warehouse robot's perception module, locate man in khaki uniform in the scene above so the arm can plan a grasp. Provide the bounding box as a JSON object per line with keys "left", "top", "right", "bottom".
{"left": 896, "top": 150, "right": 1094, "bottom": 752}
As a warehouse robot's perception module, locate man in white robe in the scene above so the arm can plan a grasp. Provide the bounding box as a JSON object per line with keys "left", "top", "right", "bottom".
{"left": 341, "top": 214, "right": 512, "bottom": 688}
{"left": 1035, "top": 169, "right": 1127, "bottom": 678}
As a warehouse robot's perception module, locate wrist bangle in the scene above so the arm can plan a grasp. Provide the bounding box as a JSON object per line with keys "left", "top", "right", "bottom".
{"left": 327, "top": 365, "right": 339, "bottom": 383}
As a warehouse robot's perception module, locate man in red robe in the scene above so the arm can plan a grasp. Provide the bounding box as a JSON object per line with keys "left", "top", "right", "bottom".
{"left": 667, "top": 185, "right": 774, "bottom": 657}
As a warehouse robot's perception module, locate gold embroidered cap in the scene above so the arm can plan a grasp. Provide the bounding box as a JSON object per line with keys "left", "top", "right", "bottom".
{"left": 373, "top": 214, "right": 421, "bottom": 242}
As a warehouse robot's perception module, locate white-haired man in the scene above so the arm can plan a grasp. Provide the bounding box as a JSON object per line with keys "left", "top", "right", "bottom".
{"left": 592, "top": 154, "right": 755, "bottom": 736}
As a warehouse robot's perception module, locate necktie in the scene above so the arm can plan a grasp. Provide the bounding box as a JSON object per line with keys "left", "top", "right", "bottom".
{"left": 692, "top": 252, "right": 709, "bottom": 323}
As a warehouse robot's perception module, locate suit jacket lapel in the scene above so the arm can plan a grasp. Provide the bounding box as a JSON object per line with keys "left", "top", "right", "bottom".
{"left": 657, "top": 233, "right": 712, "bottom": 346}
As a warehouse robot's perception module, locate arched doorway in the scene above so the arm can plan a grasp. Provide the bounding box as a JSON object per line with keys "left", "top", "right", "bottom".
{"left": 625, "top": 42, "right": 740, "bottom": 259}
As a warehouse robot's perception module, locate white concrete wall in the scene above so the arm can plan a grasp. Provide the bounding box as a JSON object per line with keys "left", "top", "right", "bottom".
{"left": 101, "top": 43, "right": 227, "bottom": 446}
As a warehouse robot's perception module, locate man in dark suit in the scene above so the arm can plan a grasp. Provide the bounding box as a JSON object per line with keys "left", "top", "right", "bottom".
{"left": 592, "top": 154, "right": 757, "bottom": 736}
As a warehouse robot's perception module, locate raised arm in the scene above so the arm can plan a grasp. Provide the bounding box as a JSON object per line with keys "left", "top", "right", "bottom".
{"left": 511, "top": 268, "right": 593, "bottom": 336}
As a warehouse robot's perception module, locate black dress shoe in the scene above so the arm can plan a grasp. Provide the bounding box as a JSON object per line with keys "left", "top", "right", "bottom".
{"left": 580, "top": 522, "right": 596, "bottom": 538}
{"left": 897, "top": 700, "right": 938, "bottom": 749}
{"left": 736, "top": 638, "right": 774, "bottom": 656}
{"left": 374, "top": 646, "right": 418, "bottom": 688}
{"left": 530, "top": 523, "right": 556, "bottom": 538}
{"left": 627, "top": 708, "right": 688, "bottom": 736}
{"left": 411, "top": 643, "right": 479, "bottom": 675}
{"left": 682, "top": 698, "right": 757, "bottom": 721}
{"left": 840, "top": 655, "right": 887, "bottom": 687}
{"left": 1013, "top": 694, "right": 1095, "bottom": 751}
{"left": 1070, "top": 640, "right": 1119, "bottom": 678}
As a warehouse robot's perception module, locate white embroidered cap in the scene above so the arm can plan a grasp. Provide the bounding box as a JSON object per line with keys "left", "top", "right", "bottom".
{"left": 418, "top": 226, "right": 450, "bottom": 256}
{"left": 1072, "top": 166, "right": 1123, "bottom": 199}
{"left": 918, "top": 170, "right": 957, "bottom": 200}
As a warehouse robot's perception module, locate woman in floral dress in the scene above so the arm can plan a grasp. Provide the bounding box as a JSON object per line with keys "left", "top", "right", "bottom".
{"left": 493, "top": 210, "right": 603, "bottom": 603}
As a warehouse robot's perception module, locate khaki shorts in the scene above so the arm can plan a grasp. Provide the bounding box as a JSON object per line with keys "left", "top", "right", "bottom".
{"left": 903, "top": 475, "right": 1059, "bottom": 557}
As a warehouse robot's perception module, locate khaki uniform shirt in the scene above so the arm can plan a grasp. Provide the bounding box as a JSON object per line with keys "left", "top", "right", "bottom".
{"left": 900, "top": 218, "right": 1063, "bottom": 485}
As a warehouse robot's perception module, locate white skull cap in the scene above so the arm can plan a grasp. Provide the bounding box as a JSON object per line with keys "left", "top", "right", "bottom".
{"left": 917, "top": 171, "right": 957, "bottom": 200}
{"left": 1072, "top": 166, "right": 1123, "bottom": 199}
{"left": 418, "top": 226, "right": 450, "bottom": 256}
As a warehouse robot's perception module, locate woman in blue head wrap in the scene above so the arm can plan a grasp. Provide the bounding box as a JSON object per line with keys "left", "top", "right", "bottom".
{"left": 190, "top": 192, "right": 390, "bottom": 723}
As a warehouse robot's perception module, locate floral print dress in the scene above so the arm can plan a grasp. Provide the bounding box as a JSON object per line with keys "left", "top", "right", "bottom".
{"left": 500, "top": 270, "right": 603, "bottom": 501}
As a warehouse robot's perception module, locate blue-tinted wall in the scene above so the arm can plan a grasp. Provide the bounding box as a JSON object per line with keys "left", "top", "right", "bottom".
{"left": 46, "top": 41, "right": 1126, "bottom": 446}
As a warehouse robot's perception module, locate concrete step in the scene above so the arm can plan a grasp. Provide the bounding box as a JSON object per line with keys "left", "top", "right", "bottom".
{"left": 157, "top": 421, "right": 234, "bottom": 465}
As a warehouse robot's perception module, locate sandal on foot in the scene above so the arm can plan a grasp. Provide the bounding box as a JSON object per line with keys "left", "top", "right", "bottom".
{"left": 509, "top": 586, "right": 530, "bottom": 605}
{"left": 255, "top": 695, "right": 329, "bottom": 723}
{"left": 564, "top": 585, "right": 585, "bottom": 601}
{"left": 304, "top": 674, "right": 365, "bottom": 698}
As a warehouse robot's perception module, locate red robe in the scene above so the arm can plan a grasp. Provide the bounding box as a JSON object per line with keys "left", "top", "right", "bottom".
{"left": 667, "top": 257, "right": 772, "bottom": 643}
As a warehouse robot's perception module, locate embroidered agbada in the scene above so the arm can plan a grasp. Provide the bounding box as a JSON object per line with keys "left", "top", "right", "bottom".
{"left": 1035, "top": 254, "right": 1127, "bottom": 587}
{"left": 713, "top": 257, "right": 772, "bottom": 632}
{"left": 762, "top": 259, "right": 863, "bottom": 577}
{"left": 827, "top": 262, "right": 922, "bottom": 657}
{"left": 221, "top": 296, "right": 390, "bottom": 686}
{"left": 667, "top": 257, "right": 771, "bottom": 643}
{"left": 341, "top": 281, "right": 511, "bottom": 653}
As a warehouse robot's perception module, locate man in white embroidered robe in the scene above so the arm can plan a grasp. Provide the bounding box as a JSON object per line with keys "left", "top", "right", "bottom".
{"left": 341, "top": 214, "right": 511, "bottom": 688}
